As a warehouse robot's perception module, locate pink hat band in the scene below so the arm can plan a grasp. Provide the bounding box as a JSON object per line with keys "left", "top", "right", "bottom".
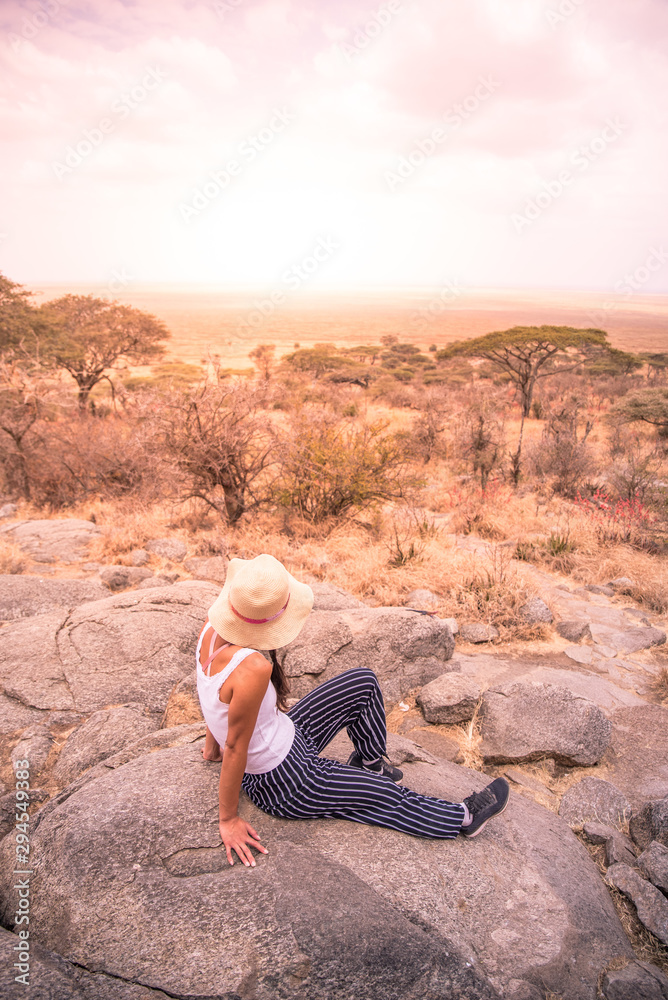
{"left": 230, "top": 593, "right": 290, "bottom": 625}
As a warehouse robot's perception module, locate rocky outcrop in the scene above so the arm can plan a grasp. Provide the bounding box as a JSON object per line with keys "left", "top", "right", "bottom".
{"left": 0, "top": 518, "right": 100, "bottom": 563}
{"left": 417, "top": 673, "right": 481, "bottom": 724}
{"left": 0, "top": 575, "right": 108, "bottom": 621}
{"left": 183, "top": 555, "right": 229, "bottom": 585}
{"left": 606, "top": 863, "right": 668, "bottom": 946}
{"left": 638, "top": 842, "right": 668, "bottom": 896}
{"left": 98, "top": 565, "right": 154, "bottom": 591}
{"left": 601, "top": 959, "right": 668, "bottom": 1000}
{"left": 630, "top": 796, "right": 668, "bottom": 851}
{"left": 0, "top": 581, "right": 218, "bottom": 732}
{"left": 558, "top": 777, "right": 632, "bottom": 830}
{"left": 53, "top": 706, "right": 157, "bottom": 784}
{"left": 459, "top": 623, "right": 500, "bottom": 643}
{"left": 278, "top": 608, "right": 456, "bottom": 701}
{"left": 145, "top": 537, "right": 187, "bottom": 561}
{"left": 479, "top": 682, "right": 612, "bottom": 766}
{"left": 0, "top": 739, "right": 634, "bottom": 1000}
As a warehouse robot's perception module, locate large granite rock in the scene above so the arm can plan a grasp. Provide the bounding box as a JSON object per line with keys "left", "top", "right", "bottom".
{"left": 417, "top": 673, "right": 482, "bottom": 724}
{"left": 0, "top": 739, "right": 633, "bottom": 1000}
{"left": 607, "top": 706, "right": 668, "bottom": 807}
{"left": 638, "top": 841, "right": 668, "bottom": 896}
{"left": 630, "top": 796, "right": 668, "bottom": 851}
{"left": 479, "top": 682, "right": 612, "bottom": 766}
{"left": 278, "top": 608, "right": 456, "bottom": 702}
{"left": 601, "top": 959, "right": 668, "bottom": 1000}
{"left": 0, "top": 518, "right": 101, "bottom": 563}
{"left": 53, "top": 706, "right": 158, "bottom": 785}
{"left": 183, "top": 555, "right": 229, "bottom": 585}
{"left": 558, "top": 777, "right": 632, "bottom": 830}
{"left": 0, "top": 575, "right": 108, "bottom": 621}
{"left": 606, "top": 863, "right": 668, "bottom": 945}
{"left": 0, "top": 581, "right": 218, "bottom": 732}
{"left": 310, "top": 582, "right": 366, "bottom": 611}
{"left": 145, "top": 537, "right": 187, "bottom": 561}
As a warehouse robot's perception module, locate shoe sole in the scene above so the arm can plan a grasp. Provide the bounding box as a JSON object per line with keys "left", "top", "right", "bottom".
{"left": 461, "top": 791, "right": 509, "bottom": 838}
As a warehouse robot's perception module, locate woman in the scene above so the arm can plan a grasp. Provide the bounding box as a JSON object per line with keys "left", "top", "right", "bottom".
{"left": 197, "top": 553, "right": 509, "bottom": 867}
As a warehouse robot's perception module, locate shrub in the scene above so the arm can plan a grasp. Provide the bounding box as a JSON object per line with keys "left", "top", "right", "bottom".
{"left": 527, "top": 403, "right": 597, "bottom": 497}
{"left": 574, "top": 489, "right": 654, "bottom": 547}
{"left": 273, "top": 413, "right": 423, "bottom": 523}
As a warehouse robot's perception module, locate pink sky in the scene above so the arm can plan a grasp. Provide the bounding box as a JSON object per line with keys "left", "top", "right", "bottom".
{"left": 1, "top": 0, "right": 667, "bottom": 294}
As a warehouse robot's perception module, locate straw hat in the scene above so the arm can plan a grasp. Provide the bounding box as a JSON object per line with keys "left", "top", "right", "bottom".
{"left": 208, "top": 554, "right": 314, "bottom": 650}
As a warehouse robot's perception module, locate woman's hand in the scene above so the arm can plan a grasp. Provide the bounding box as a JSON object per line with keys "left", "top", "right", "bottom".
{"left": 219, "top": 816, "right": 268, "bottom": 867}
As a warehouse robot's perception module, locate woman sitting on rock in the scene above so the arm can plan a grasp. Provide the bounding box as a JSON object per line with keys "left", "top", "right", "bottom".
{"left": 197, "top": 554, "right": 509, "bottom": 867}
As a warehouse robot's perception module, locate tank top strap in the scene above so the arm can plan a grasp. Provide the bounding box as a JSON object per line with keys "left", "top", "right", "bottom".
{"left": 212, "top": 647, "right": 258, "bottom": 693}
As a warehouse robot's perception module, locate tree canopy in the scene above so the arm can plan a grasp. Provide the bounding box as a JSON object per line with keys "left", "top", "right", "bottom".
{"left": 610, "top": 387, "right": 668, "bottom": 437}
{"left": 438, "top": 325, "right": 612, "bottom": 417}
{"left": 0, "top": 273, "right": 43, "bottom": 360}
{"left": 39, "top": 295, "right": 169, "bottom": 409}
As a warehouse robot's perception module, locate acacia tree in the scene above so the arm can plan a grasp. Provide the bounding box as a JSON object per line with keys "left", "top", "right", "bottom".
{"left": 610, "top": 387, "right": 668, "bottom": 438}
{"left": 439, "top": 325, "right": 616, "bottom": 482}
{"left": 0, "top": 273, "right": 47, "bottom": 361}
{"left": 38, "top": 295, "right": 169, "bottom": 411}
{"left": 248, "top": 343, "right": 277, "bottom": 381}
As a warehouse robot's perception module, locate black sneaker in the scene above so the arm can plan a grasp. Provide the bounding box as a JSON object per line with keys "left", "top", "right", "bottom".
{"left": 347, "top": 750, "right": 403, "bottom": 782}
{"left": 460, "top": 778, "right": 509, "bottom": 838}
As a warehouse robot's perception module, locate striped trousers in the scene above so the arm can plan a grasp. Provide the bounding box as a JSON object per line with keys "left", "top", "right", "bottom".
{"left": 242, "top": 668, "right": 465, "bottom": 839}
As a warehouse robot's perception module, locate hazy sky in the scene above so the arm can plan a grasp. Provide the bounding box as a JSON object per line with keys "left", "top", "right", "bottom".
{"left": 1, "top": 0, "right": 667, "bottom": 294}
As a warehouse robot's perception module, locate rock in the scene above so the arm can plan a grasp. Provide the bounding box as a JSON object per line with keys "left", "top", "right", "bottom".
{"left": 609, "top": 577, "right": 635, "bottom": 592}
{"left": 630, "top": 796, "right": 668, "bottom": 851}
{"left": 0, "top": 517, "right": 101, "bottom": 563}
{"left": 161, "top": 671, "right": 203, "bottom": 728}
{"left": 601, "top": 959, "right": 668, "bottom": 1000}
{"left": 309, "top": 581, "right": 366, "bottom": 611}
{"left": 624, "top": 607, "right": 651, "bottom": 624}
{"left": 0, "top": 925, "right": 168, "bottom": 999}
{"left": 183, "top": 555, "right": 229, "bottom": 585}
{"left": 607, "top": 706, "right": 668, "bottom": 808}
{"left": 586, "top": 584, "right": 615, "bottom": 597}
{"left": 605, "top": 832, "right": 637, "bottom": 867}
{"left": 583, "top": 821, "right": 619, "bottom": 845}
{"left": 417, "top": 674, "right": 481, "bottom": 724}
{"left": 11, "top": 724, "right": 53, "bottom": 777}
{"left": 145, "top": 537, "right": 187, "bottom": 562}
{"left": 606, "top": 863, "right": 668, "bottom": 945}
{"left": 279, "top": 607, "right": 456, "bottom": 702}
{"left": 0, "top": 742, "right": 634, "bottom": 1000}
{"left": 99, "top": 565, "right": 154, "bottom": 591}
{"left": 443, "top": 617, "right": 458, "bottom": 634}
{"left": 519, "top": 598, "right": 553, "bottom": 624}
{"left": 53, "top": 706, "right": 157, "bottom": 785}
{"left": 480, "top": 683, "right": 612, "bottom": 766}
{"left": 130, "top": 548, "right": 150, "bottom": 566}
{"left": 459, "top": 623, "right": 499, "bottom": 643}
{"left": 0, "top": 502, "right": 17, "bottom": 517}
{"left": 0, "top": 575, "right": 108, "bottom": 621}
{"left": 564, "top": 645, "right": 593, "bottom": 664}
{"left": 556, "top": 620, "right": 591, "bottom": 642}
{"left": 609, "top": 627, "right": 667, "bottom": 655}
{"left": 404, "top": 588, "right": 441, "bottom": 610}
{"left": 384, "top": 732, "right": 440, "bottom": 765}
{"left": 0, "top": 787, "right": 48, "bottom": 839}
{"left": 503, "top": 768, "right": 559, "bottom": 808}
{"left": 559, "top": 778, "right": 632, "bottom": 830}
{"left": 0, "top": 581, "right": 219, "bottom": 728}
{"left": 637, "top": 842, "right": 668, "bottom": 896}
{"left": 135, "top": 575, "right": 175, "bottom": 589}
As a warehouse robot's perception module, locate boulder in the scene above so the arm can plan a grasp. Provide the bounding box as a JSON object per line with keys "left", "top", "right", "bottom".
{"left": 630, "top": 796, "right": 668, "bottom": 851}
{"left": 145, "top": 537, "right": 187, "bottom": 562}
{"left": 604, "top": 832, "right": 637, "bottom": 867}
{"left": 417, "top": 673, "right": 481, "bottom": 724}
{"left": 130, "top": 548, "right": 150, "bottom": 566}
{"left": 637, "top": 842, "right": 668, "bottom": 896}
{"left": 556, "top": 621, "right": 591, "bottom": 642}
{"left": 53, "top": 706, "right": 158, "bottom": 785}
{"left": 0, "top": 575, "right": 108, "bottom": 621}
{"left": 98, "top": 565, "right": 154, "bottom": 591}
{"left": 609, "top": 627, "right": 666, "bottom": 655}
{"left": 135, "top": 575, "right": 176, "bottom": 589}
{"left": 559, "top": 778, "right": 632, "bottom": 830}
{"left": 404, "top": 588, "right": 441, "bottom": 610}
{"left": 0, "top": 740, "right": 634, "bottom": 1000}
{"left": 183, "top": 555, "right": 229, "bottom": 585}
{"left": 480, "top": 683, "right": 612, "bottom": 766}
{"left": 586, "top": 584, "right": 615, "bottom": 597}
{"left": 606, "top": 863, "right": 668, "bottom": 945}
{"left": 519, "top": 598, "right": 553, "bottom": 624}
{"left": 0, "top": 502, "right": 17, "bottom": 518}
{"left": 607, "top": 706, "right": 668, "bottom": 807}
{"left": 0, "top": 582, "right": 218, "bottom": 728}
{"left": 10, "top": 724, "right": 53, "bottom": 777}
{"left": 278, "top": 607, "right": 456, "bottom": 702}
{"left": 309, "top": 581, "right": 366, "bottom": 611}
{"left": 601, "top": 959, "right": 668, "bottom": 1000}
{"left": 583, "top": 821, "right": 619, "bottom": 845}
{"left": 0, "top": 518, "right": 100, "bottom": 563}
{"left": 608, "top": 577, "right": 635, "bottom": 592}
{"left": 459, "top": 623, "right": 499, "bottom": 643}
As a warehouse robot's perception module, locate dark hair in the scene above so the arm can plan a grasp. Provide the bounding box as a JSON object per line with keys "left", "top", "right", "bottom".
{"left": 269, "top": 649, "right": 290, "bottom": 712}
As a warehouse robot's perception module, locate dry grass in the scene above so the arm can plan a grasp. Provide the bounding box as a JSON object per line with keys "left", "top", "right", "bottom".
{"left": 0, "top": 537, "right": 27, "bottom": 574}
{"left": 650, "top": 666, "right": 668, "bottom": 704}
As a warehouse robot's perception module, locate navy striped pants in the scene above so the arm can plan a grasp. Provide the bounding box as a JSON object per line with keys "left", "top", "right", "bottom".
{"left": 242, "top": 668, "right": 465, "bottom": 839}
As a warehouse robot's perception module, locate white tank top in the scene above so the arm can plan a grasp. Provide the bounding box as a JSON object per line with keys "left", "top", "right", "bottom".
{"left": 195, "top": 623, "right": 295, "bottom": 774}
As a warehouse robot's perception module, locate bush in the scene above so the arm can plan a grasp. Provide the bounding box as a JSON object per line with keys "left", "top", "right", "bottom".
{"left": 527, "top": 403, "right": 596, "bottom": 497}
{"left": 272, "top": 412, "right": 424, "bottom": 523}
